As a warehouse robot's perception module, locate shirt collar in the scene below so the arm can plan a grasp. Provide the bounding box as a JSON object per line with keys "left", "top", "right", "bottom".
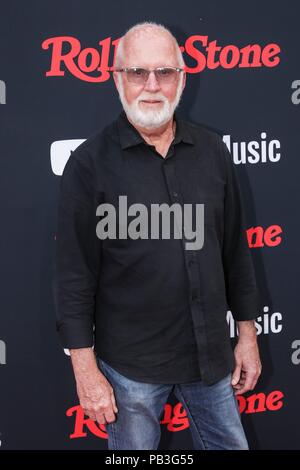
{"left": 117, "top": 110, "right": 195, "bottom": 150}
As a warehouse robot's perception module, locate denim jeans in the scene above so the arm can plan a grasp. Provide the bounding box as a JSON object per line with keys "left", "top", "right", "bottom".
{"left": 97, "top": 357, "right": 249, "bottom": 450}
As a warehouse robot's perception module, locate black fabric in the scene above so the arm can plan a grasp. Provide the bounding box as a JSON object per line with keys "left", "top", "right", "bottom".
{"left": 53, "top": 110, "right": 259, "bottom": 385}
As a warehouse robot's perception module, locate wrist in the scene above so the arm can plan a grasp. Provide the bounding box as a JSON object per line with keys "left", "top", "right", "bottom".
{"left": 237, "top": 320, "right": 257, "bottom": 341}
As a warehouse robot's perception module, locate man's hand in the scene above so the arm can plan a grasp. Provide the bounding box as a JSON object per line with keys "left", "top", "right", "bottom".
{"left": 231, "top": 320, "right": 262, "bottom": 395}
{"left": 70, "top": 348, "right": 118, "bottom": 425}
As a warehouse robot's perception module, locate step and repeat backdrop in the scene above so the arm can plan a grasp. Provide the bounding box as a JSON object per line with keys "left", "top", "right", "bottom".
{"left": 0, "top": 0, "right": 299, "bottom": 450}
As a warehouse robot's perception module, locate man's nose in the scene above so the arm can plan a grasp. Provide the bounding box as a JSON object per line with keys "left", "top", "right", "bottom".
{"left": 144, "top": 71, "right": 161, "bottom": 91}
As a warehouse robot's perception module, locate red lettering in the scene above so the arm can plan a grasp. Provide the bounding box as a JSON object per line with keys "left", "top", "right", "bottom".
{"left": 160, "top": 403, "right": 190, "bottom": 432}
{"left": 67, "top": 405, "right": 107, "bottom": 439}
{"left": 42, "top": 36, "right": 112, "bottom": 82}
{"left": 184, "top": 35, "right": 207, "bottom": 73}
{"left": 219, "top": 45, "right": 240, "bottom": 68}
{"left": 236, "top": 390, "right": 284, "bottom": 414}
{"left": 261, "top": 44, "right": 281, "bottom": 67}
{"left": 247, "top": 225, "right": 283, "bottom": 248}
{"left": 206, "top": 40, "right": 221, "bottom": 69}
{"left": 264, "top": 225, "right": 282, "bottom": 247}
{"left": 42, "top": 36, "right": 81, "bottom": 77}
{"left": 66, "top": 391, "right": 283, "bottom": 440}
{"left": 78, "top": 47, "right": 100, "bottom": 73}
{"left": 42, "top": 35, "right": 281, "bottom": 82}
{"left": 245, "top": 392, "right": 267, "bottom": 414}
{"left": 239, "top": 44, "right": 262, "bottom": 67}
{"left": 247, "top": 226, "right": 265, "bottom": 248}
{"left": 266, "top": 390, "right": 284, "bottom": 411}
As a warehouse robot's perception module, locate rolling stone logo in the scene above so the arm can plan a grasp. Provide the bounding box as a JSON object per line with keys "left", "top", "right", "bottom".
{"left": 67, "top": 390, "right": 284, "bottom": 440}
{"left": 42, "top": 35, "right": 281, "bottom": 83}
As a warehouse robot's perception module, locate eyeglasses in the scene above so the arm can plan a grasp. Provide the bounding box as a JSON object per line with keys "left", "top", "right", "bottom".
{"left": 113, "top": 67, "right": 184, "bottom": 85}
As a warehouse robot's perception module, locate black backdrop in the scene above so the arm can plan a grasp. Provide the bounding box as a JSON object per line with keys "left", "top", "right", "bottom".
{"left": 0, "top": 0, "right": 299, "bottom": 450}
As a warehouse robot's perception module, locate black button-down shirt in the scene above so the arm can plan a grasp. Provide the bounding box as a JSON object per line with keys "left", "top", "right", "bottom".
{"left": 53, "top": 110, "right": 259, "bottom": 385}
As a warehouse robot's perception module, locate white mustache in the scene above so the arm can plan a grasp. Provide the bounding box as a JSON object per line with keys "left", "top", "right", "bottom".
{"left": 137, "top": 96, "right": 167, "bottom": 103}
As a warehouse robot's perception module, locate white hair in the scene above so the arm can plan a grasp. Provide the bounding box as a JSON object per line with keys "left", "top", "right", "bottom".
{"left": 114, "top": 21, "right": 185, "bottom": 129}
{"left": 115, "top": 21, "right": 185, "bottom": 68}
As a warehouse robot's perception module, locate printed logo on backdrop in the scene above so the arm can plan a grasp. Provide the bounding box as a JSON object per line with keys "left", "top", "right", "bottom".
{"left": 42, "top": 35, "right": 281, "bottom": 83}
{"left": 0, "top": 339, "right": 6, "bottom": 365}
{"left": 0, "top": 80, "right": 6, "bottom": 104}
{"left": 227, "top": 306, "right": 283, "bottom": 339}
{"left": 50, "top": 131, "right": 282, "bottom": 177}
{"left": 291, "top": 80, "right": 300, "bottom": 105}
{"left": 247, "top": 225, "right": 283, "bottom": 248}
{"left": 50, "top": 139, "right": 85, "bottom": 175}
{"left": 66, "top": 389, "right": 284, "bottom": 440}
{"left": 223, "top": 132, "right": 281, "bottom": 165}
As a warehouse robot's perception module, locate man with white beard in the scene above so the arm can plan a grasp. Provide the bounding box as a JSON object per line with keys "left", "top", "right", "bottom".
{"left": 54, "top": 21, "right": 261, "bottom": 450}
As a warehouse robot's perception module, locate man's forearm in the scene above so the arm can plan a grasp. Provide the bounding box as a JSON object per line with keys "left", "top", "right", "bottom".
{"left": 69, "top": 348, "right": 118, "bottom": 424}
{"left": 237, "top": 320, "right": 257, "bottom": 341}
{"left": 69, "top": 347, "right": 100, "bottom": 378}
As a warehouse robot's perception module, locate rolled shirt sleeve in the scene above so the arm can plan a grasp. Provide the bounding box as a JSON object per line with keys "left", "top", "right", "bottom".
{"left": 53, "top": 149, "right": 101, "bottom": 349}
{"left": 220, "top": 140, "right": 260, "bottom": 321}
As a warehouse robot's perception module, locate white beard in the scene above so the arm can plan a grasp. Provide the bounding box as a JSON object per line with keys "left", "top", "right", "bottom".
{"left": 117, "top": 74, "right": 184, "bottom": 129}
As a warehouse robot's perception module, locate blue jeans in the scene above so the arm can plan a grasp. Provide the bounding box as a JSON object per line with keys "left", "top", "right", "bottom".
{"left": 97, "top": 357, "right": 249, "bottom": 450}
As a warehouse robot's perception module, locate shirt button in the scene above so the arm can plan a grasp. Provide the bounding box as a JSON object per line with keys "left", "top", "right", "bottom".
{"left": 173, "top": 192, "right": 178, "bottom": 197}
